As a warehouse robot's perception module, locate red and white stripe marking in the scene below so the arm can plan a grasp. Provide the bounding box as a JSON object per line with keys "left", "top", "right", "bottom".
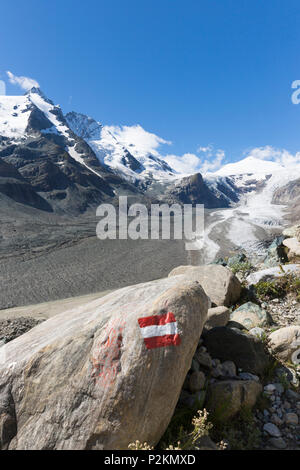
{"left": 138, "top": 312, "right": 181, "bottom": 349}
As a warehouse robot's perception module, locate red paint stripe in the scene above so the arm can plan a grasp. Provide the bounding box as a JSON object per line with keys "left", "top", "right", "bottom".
{"left": 143, "top": 334, "right": 181, "bottom": 350}
{"left": 138, "top": 312, "right": 176, "bottom": 328}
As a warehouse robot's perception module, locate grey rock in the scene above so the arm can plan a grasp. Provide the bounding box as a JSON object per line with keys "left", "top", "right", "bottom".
{"left": 268, "top": 437, "right": 287, "bottom": 449}
{"left": 220, "top": 360, "right": 236, "bottom": 377}
{"left": 195, "top": 350, "right": 213, "bottom": 370}
{"left": 271, "top": 414, "right": 283, "bottom": 426}
{"left": 0, "top": 276, "right": 209, "bottom": 450}
{"left": 230, "top": 302, "right": 268, "bottom": 330}
{"left": 263, "top": 423, "right": 281, "bottom": 437}
{"left": 286, "top": 389, "right": 300, "bottom": 401}
{"left": 203, "top": 327, "right": 270, "bottom": 375}
{"left": 264, "top": 384, "right": 276, "bottom": 394}
{"left": 206, "top": 380, "right": 262, "bottom": 421}
{"left": 188, "top": 371, "right": 206, "bottom": 393}
{"left": 238, "top": 372, "right": 260, "bottom": 382}
{"left": 268, "top": 326, "right": 300, "bottom": 365}
{"left": 205, "top": 306, "right": 230, "bottom": 329}
{"left": 285, "top": 413, "right": 298, "bottom": 425}
{"left": 168, "top": 264, "right": 242, "bottom": 307}
{"left": 248, "top": 327, "right": 266, "bottom": 339}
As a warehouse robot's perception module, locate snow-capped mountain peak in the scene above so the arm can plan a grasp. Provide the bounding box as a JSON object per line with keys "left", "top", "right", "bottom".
{"left": 214, "top": 156, "right": 285, "bottom": 176}
{"left": 66, "top": 111, "right": 176, "bottom": 183}
{"left": 0, "top": 87, "right": 71, "bottom": 141}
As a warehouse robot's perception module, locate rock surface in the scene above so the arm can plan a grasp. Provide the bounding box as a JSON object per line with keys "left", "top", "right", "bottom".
{"left": 282, "top": 224, "right": 300, "bottom": 240}
{"left": 206, "top": 380, "right": 262, "bottom": 421}
{"left": 0, "top": 275, "right": 209, "bottom": 450}
{"left": 168, "top": 265, "right": 241, "bottom": 307}
{"left": 268, "top": 326, "right": 300, "bottom": 365}
{"left": 205, "top": 306, "right": 230, "bottom": 329}
{"left": 283, "top": 237, "right": 300, "bottom": 258}
{"left": 0, "top": 317, "right": 43, "bottom": 343}
{"left": 246, "top": 264, "right": 300, "bottom": 285}
{"left": 203, "top": 327, "right": 270, "bottom": 375}
{"left": 230, "top": 302, "right": 268, "bottom": 330}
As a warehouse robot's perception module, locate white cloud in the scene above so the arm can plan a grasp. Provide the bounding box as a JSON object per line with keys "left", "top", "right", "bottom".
{"left": 245, "top": 145, "right": 300, "bottom": 168}
{"left": 200, "top": 149, "right": 226, "bottom": 173}
{"left": 197, "top": 144, "right": 213, "bottom": 155}
{"left": 164, "top": 146, "right": 226, "bottom": 175}
{"left": 164, "top": 153, "right": 202, "bottom": 174}
{"left": 105, "top": 124, "right": 171, "bottom": 158}
{"left": 6, "top": 71, "right": 40, "bottom": 91}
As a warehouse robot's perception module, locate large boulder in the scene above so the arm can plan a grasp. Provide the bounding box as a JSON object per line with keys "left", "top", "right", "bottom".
{"left": 0, "top": 276, "right": 209, "bottom": 450}
{"left": 282, "top": 224, "right": 300, "bottom": 240}
{"left": 283, "top": 238, "right": 300, "bottom": 258}
{"left": 268, "top": 326, "right": 300, "bottom": 365}
{"left": 206, "top": 380, "right": 262, "bottom": 421}
{"left": 168, "top": 265, "right": 241, "bottom": 307}
{"left": 229, "top": 302, "right": 268, "bottom": 330}
{"left": 203, "top": 327, "right": 270, "bottom": 375}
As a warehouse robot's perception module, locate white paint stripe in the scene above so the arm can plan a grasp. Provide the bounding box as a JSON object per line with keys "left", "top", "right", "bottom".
{"left": 140, "top": 322, "right": 178, "bottom": 339}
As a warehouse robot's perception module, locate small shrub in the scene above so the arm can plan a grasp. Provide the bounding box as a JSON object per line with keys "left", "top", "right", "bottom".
{"left": 128, "top": 440, "right": 154, "bottom": 450}
{"left": 158, "top": 408, "right": 213, "bottom": 450}
{"left": 254, "top": 273, "right": 300, "bottom": 301}
{"left": 210, "top": 405, "right": 261, "bottom": 450}
{"left": 230, "top": 261, "right": 252, "bottom": 276}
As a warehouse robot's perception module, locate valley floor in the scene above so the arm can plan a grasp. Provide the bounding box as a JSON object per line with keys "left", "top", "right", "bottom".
{"left": 0, "top": 186, "right": 292, "bottom": 310}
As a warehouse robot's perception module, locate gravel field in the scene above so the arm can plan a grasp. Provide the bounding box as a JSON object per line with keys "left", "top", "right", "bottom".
{"left": 0, "top": 230, "right": 187, "bottom": 309}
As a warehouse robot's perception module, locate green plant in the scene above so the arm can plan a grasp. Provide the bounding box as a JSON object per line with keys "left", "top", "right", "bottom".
{"left": 128, "top": 441, "right": 154, "bottom": 450}
{"left": 158, "top": 407, "right": 213, "bottom": 450}
{"left": 255, "top": 392, "right": 271, "bottom": 412}
{"left": 230, "top": 261, "right": 252, "bottom": 276}
{"left": 210, "top": 405, "right": 261, "bottom": 450}
{"left": 277, "top": 371, "right": 290, "bottom": 391}
{"left": 262, "top": 358, "right": 280, "bottom": 383}
{"left": 254, "top": 273, "right": 300, "bottom": 301}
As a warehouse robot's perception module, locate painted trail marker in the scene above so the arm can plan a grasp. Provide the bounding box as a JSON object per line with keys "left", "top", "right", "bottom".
{"left": 138, "top": 312, "right": 181, "bottom": 350}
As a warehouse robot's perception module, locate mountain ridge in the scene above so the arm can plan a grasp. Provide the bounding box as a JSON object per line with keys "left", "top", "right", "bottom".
{"left": 0, "top": 87, "right": 299, "bottom": 216}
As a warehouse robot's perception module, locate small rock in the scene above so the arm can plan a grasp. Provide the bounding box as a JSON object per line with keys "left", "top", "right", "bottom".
{"left": 263, "top": 422, "right": 281, "bottom": 437}
{"left": 188, "top": 371, "right": 206, "bottom": 393}
{"left": 286, "top": 389, "right": 300, "bottom": 401}
{"left": 205, "top": 306, "right": 230, "bottom": 329}
{"left": 211, "top": 365, "right": 222, "bottom": 378}
{"left": 248, "top": 327, "right": 266, "bottom": 339}
{"left": 206, "top": 380, "right": 262, "bottom": 421}
{"left": 271, "top": 414, "right": 283, "bottom": 426}
{"left": 230, "top": 302, "right": 268, "bottom": 330}
{"left": 220, "top": 360, "right": 236, "bottom": 377}
{"left": 285, "top": 412, "right": 298, "bottom": 425}
{"left": 195, "top": 350, "right": 212, "bottom": 370}
{"left": 212, "top": 358, "right": 221, "bottom": 367}
{"left": 268, "top": 437, "right": 287, "bottom": 449}
{"left": 273, "top": 383, "right": 284, "bottom": 395}
{"left": 264, "top": 384, "right": 276, "bottom": 394}
{"left": 238, "top": 372, "right": 260, "bottom": 382}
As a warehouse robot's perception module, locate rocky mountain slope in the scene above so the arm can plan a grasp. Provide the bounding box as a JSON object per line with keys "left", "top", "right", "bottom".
{"left": 272, "top": 178, "right": 300, "bottom": 222}
{"left": 0, "top": 88, "right": 247, "bottom": 215}
{"left": 0, "top": 88, "right": 299, "bottom": 222}
{"left": 0, "top": 89, "right": 143, "bottom": 215}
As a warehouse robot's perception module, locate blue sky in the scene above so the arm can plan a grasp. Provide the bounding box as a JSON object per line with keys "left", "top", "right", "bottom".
{"left": 1, "top": 0, "right": 300, "bottom": 172}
